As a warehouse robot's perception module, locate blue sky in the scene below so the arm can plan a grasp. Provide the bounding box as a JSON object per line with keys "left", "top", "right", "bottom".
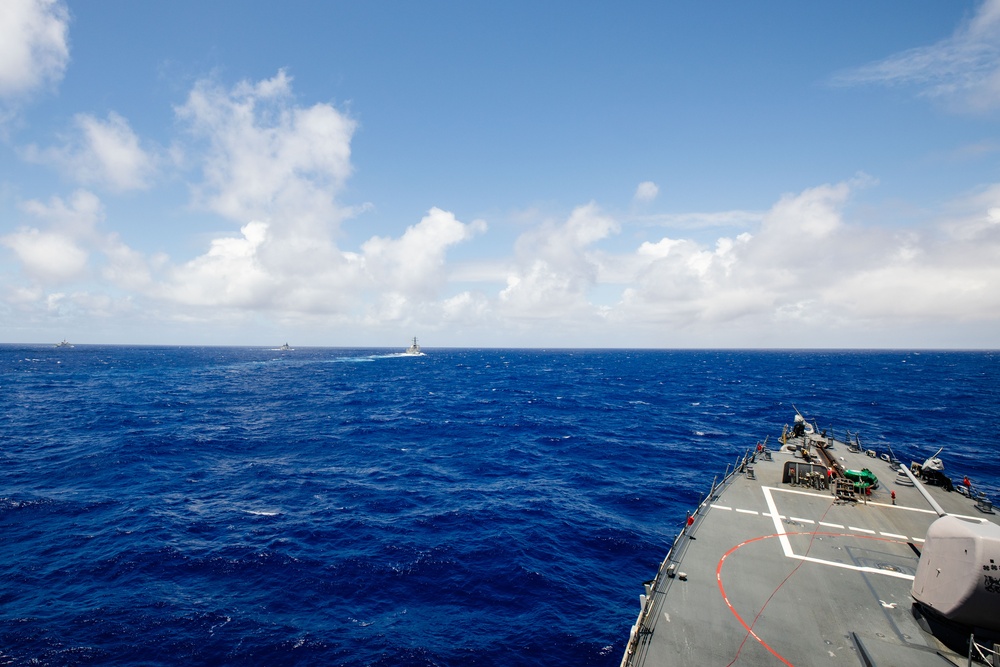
{"left": 1, "top": 0, "right": 999, "bottom": 348}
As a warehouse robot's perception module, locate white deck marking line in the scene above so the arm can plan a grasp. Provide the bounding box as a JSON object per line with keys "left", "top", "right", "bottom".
{"left": 769, "top": 485, "right": 940, "bottom": 518}
{"left": 787, "top": 554, "right": 914, "bottom": 580}
{"left": 789, "top": 517, "right": 815, "bottom": 524}
{"left": 762, "top": 486, "right": 792, "bottom": 557}
{"left": 849, "top": 526, "right": 877, "bottom": 534}
{"left": 819, "top": 522, "right": 844, "bottom": 529}
{"left": 736, "top": 508, "right": 759, "bottom": 515}
{"left": 881, "top": 532, "right": 908, "bottom": 539}
{"left": 712, "top": 505, "right": 732, "bottom": 511}
{"left": 913, "top": 538, "right": 925, "bottom": 543}
{"left": 761, "top": 486, "right": 916, "bottom": 581}
{"left": 850, "top": 501, "right": 985, "bottom": 523}
{"left": 865, "top": 502, "right": 988, "bottom": 523}
{"left": 865, "top": 501, "right": 936, "bottom": 514}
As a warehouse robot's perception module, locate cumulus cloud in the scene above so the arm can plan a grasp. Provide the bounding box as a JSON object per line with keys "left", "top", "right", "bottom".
{"left": 19, "top": 189, "right": 103, "bottom": 234}
{"left": 24, "top": 112, "right": 158, "bottom": 192}
{"left": 147, "top": 72, "right": 486, "bottom": 320}
{"left": 620, "top": 180, "right": 876, "bottom": 329}
{"left": 159, "top": 221, "right": 274, "bottom": 308}
{"left": 0, "top": 190, "right": 160, "bottom": 327}
{"left": 822, "top": 187, "right": 1000, "bottom": 323}
{"left": 0, "top": 0, "right": 69, "bottom": 100}
{"left": 362, "top": 207, "right": 487, "bottom": 302}
{"left": 832, "top": 0, "right": 1000, "bottom": 112}
{"left": 499, "top": 203, "right": 618, "bottom": 319}
{"left": 1, "top": 190, "right": 103, "bottom": 285}
{"left": 611, "top": 175, "right": 1000, "bottom": 339}
{"left": 176, "top": 69, "right": 356, "bottom": 227}
{"left": 617, "top": 231, "right": 755, "bottom": 326}
{"left": 155, "top": 218, "right": 365, "bottom": 315}
{"left": 155, "top": 206, "right": 488, "bottom": 320}
{"left": 2, "top": 227, "right": 88, "bottom": 284}
{"left": 633, "top": 181, "right": 659, "bottom": 204}
{"left": 4, "top": 164, "right": 1000, "bottom": 343}
{"left": 100, "top": 233, "right": 156, "bottom": 291}
{"left": 3, "top": 61, "right": 997, "bottom": 345}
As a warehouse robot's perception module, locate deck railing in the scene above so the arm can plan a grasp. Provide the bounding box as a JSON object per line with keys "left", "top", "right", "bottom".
{"left": 620, "top": 445, "right": 759, "bottom": 667}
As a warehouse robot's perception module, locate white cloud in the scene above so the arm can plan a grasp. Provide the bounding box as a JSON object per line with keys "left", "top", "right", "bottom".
{"left": 616, "top": 180, "right": 859, "bottom": 327}
{"left": 19, "top": 189, "right": 103, "bottom": 235}
{"left": 2, "top": 58, "right": 997, "bottom": 345}
{"left": 2, "top": 227, "right": 88, "bottom": 284}
{"left": 1, "top": 190, "right": 103, "bottom": 285}
{"left": 101, "top": 233, "right": 155, "bottom": 291}
{"left": 145, "top": 73, "right": 486, "bottom": 321}
{"left": 941, "top": 183, "right": 1000, "bottom": 240}
{"left": 0, "top": 0, "right": 69, "bottom": 99}
{"left": 827, "top": 262, "right": 1000, "bottom": 322}
{"left": 155, "top": 205, "right": 488, "bottom": 324}
{"left": 633, "top": 181, "right": 659, "bottom": 204}
{"left": 617, "top": 231, "right": 755, "bottom": 327}
{"left": 159, "top": 221, "right": 274, "bottom": 307}
{"left": 821, "top": 185, "right": 1000, "bottom": 323}
{"left": 0, "top": 191, "right": 157, "bottom": 321}
{"left": 636, "top": 209, "right": 764, "bottom": 230}
{"left": 613, "top": 176, "right": 1000, "bottom": 339}
{"left": 499, "top": 203, "right": 618, "bottom": 319}
{"left": 440, "top": 290, "right": 490, "bottom": 323}
{"left": 4, "top": 167, "right": 1000, "bottom": 344}
{"left": 24, "top": 112, "right": 158, "bottom": 192}
{"left": 832, "top": 0, "right": 1000, "bottom": 112}
{"left": 362, "top": 207, "right": 487, "bottom": 302}
{"left": 176, "top": 69, "right": 356, "bottom": 227}
{"left": 760, "top": 182, "right": 849, "bottom": 239}
{"left": 85, "top": 75, "right": 481, "bottom": 331}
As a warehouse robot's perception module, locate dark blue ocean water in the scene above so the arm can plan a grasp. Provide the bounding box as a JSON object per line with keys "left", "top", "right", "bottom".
{"left": 1, "top": 346, "right": 998, "bottom": 666}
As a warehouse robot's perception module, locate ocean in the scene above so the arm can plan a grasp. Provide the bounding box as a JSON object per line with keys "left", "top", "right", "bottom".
{"left": 1, "top": 346, "right": 997, "bottom": 666}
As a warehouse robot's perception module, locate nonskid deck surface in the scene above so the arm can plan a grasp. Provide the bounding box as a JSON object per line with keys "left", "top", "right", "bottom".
{"left": 623, "top": 433, "right": 999, "bottom": 667}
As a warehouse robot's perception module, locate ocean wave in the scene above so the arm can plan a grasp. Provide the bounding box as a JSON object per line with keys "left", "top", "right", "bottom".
{"left": 0, "top": 345, "right": 996, "bottom": 665}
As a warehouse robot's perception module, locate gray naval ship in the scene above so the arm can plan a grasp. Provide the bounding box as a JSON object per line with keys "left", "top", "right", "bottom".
{"left": 621, "top": 411, "right": 1000, "bottom": 666}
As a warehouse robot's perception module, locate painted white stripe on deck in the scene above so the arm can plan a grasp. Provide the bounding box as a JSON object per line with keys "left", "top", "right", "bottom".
{"left": 789, "top": 517, "right": 815, "bottom": 524}
{"left": 913, "top": 537, "right": 925, "bottom": 543}
{"left": 772, "top": 487, "right": 830, "bottom": 499}
{"left": 880, "top": 532, "right": 908, "bottom": 540}
{"left": 819, "top": 522, "right": 844, "bottom": 529}
{"left": 736, "top": 508, "right": 759, "bottom": 515}
{"left": 788, "top": 554, "right": 915, "bottom": 581}
{"left": 760, "top": 486, "right": 917, "bottom": 580}
{"left": 712, "top": 505, "right": 732, "bottom": 511}
{"left": 761, "top": 486, "right": 793, "bottom": 558}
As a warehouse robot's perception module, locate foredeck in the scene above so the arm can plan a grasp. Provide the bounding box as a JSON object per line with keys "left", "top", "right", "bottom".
{"left": 622, "top": 431, "right": 999, "bottom": 667}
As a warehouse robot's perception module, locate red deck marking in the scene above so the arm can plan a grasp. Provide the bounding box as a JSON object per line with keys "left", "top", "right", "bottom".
{"left": 717, "top": 531, "right": 905, "bottom": 666}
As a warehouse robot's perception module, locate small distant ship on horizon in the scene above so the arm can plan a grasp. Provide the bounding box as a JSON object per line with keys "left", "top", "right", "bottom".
{"left": 55, "top": 339, "right": 73, "bottom": 348}
{"left": 279, "top": 342, "right": 292, "bottom": 351}
{"left": 404, "top": 337, "right": 422, "bottom": 355}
